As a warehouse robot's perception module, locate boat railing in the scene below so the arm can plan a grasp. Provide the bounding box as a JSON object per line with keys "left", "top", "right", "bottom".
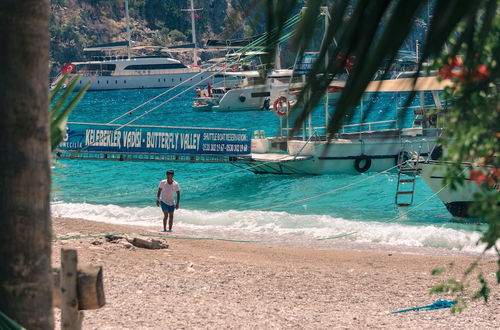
{"left": 280, "top": 119, "right": 397, "bottom": 140}
{"left": 340, "top": 119, "right": 398, "bottom": 133}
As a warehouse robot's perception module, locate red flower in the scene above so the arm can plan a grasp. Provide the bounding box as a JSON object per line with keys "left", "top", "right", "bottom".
{"left": 336, "top": 53, "right": 354, "bottom": 70}
{"left": 473, "top": 64, "right": 490, "bottom": 81}
{"left": 438, "top": 65, "right": 453, "bottom": 79}
{"left": 470, "top": 168, "right": 499, "bottom": 187}
{"left": 448, "top": 56, "right": 463, "bottom": 68}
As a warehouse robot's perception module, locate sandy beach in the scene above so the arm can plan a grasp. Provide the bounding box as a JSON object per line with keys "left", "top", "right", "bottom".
{"left": 52, "top": 217, "right": 499, "bottom": 329}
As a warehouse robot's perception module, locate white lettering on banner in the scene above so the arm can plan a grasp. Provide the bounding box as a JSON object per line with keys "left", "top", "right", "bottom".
{"left": 75, "top": 128, "right": 247, "bottom": 153}
{"left": 85, "top": 129, "right": 121, "bottom": 148}
{"left": 203, "top": 132, "right": 248, "bottom": 142}
{"left": 179, "top": 133, "right": 200, "bottom": 150}
{"left": 122, "top": 131, "right": 142, "bottom": 148}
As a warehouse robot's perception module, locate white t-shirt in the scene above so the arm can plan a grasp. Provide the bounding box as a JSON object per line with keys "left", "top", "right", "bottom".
{"left": 158, "top": 180, "right": 180, "bottom": 205}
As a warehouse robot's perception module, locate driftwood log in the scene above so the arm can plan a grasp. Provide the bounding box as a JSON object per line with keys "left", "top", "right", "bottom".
{"left": 126, "top": 237, "right": 169, "bottom": 249}
{"left": 53, "top": 265, "right": 105, "bottom": 310}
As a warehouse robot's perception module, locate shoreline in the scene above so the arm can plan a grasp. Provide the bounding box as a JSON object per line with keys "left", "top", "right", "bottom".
{"left": 53, "top": 215, "right": 492, "bottom": 258}
{"left": 52, "top": 217, "right": 498, "bottom": 329}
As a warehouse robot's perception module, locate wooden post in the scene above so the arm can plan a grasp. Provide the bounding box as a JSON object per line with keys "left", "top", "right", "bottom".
{"left": 60, "top": 248, "right": 82, "bottom": 330}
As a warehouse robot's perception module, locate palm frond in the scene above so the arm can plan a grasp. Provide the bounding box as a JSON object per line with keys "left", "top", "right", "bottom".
{"left": 50, "top": 74, "right": 89, "bottom": 151}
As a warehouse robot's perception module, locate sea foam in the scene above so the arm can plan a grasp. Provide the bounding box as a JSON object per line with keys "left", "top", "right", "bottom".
{"left": 51, "top": 202, "right": 490, "bottom": 254}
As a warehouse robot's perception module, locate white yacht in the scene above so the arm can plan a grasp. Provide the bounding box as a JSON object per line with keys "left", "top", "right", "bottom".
{"left": 51, "top": 0, "right": 242, "bottom": 91}
{"left": 54, "top": 55, "right": 237, "bottom": 91}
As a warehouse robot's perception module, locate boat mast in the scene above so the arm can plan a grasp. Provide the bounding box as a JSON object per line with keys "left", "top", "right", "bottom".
{"left": 182, "top": 0, "right": 202, "bottom": 66}
{"left": 125, "top": 0, "right": 131, "bottom": 59}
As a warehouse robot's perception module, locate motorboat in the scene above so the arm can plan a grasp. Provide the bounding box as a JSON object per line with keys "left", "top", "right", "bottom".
{"left": 193, "top": 70, "right": 282, "bottom": 112}
{"left": 237, "top": 76, "right": 453, "bottom": 175}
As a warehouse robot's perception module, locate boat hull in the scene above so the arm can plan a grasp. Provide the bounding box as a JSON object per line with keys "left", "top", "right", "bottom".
{"left": 70, "top": 72, "right": 240, "bottom": 91}
{"left": 246, "top": 132, "right": 437, "bottom": 175}
{"left": 417, "top": 161, "right": 498, "bottom": 218}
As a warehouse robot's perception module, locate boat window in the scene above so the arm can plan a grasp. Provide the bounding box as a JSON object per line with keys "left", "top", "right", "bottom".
{"left": 76, "top": 64, "right": 116, "bottom": 72}
{"left": 123, "top": 63, "right": 187, "bottom": 70}
{"left": 251, "top": 92, "right": 270, "bottom": 98}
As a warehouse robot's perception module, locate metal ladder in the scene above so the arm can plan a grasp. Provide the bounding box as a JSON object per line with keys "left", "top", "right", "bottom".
{"left": 395, "top": 143, "right": 422, "bottom": 207}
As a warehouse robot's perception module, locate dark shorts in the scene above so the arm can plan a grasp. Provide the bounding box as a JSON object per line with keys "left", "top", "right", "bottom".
{"left": 160, "top": 201, "right": 175, "bottom": 213}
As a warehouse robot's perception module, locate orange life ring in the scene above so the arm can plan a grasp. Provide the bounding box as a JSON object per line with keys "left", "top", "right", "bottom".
{"left": 230, "top": 64, "right": 239, "bottom": 72}
{"left": 273, "top": 96, "right": 288, "bottom": 117}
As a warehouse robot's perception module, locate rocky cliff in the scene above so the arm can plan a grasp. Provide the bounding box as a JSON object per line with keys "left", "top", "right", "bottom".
{"left": 50, "top": 0, "right": 259, "bottom": 77}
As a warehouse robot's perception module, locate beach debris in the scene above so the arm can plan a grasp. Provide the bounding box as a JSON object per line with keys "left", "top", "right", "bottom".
{"left": 105, "top": 234, "right": 124, "bottom": 243}
{"left": 389, "top": 300, "right": 456, "bottom": 314}
{"left": 126, "top": 237, "right": 169, "bottom": 250}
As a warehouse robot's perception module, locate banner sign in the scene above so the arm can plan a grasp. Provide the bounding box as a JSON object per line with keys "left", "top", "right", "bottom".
{"left": 57, "top": 123, "right": 251, "bottom": 155}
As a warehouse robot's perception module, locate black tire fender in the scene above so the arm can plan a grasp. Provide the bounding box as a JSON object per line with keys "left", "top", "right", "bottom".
{"left": 430, "top": 145, "right": 443, "bottom": 160}
{"left": 354, "top": 155, "right": 372, "bottom": 173}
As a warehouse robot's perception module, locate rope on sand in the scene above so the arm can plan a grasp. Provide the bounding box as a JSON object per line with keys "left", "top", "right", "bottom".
{"left": 55, "top": 232, "right": 265, "bottom": 243}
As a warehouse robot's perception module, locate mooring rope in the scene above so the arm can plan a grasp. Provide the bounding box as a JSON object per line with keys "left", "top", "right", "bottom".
{"left": 58, "top": 162, "right": 141, "bottom": 176}
{"left": 256, "top": 163, "right": 401, "bottom": 211}
{"left": 106, "top": 60, "right": 228, "bottom": 125}
{"left": 381, "top": 166, "right": 466, "bottom": 224}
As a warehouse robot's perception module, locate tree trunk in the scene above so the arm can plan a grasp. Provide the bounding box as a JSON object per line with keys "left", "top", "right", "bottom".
{"left": 0, "top": 1, "right": 52, "bottom": 329}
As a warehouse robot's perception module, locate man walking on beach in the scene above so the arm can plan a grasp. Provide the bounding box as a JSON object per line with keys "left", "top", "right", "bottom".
{"left": 157, "top": 170, "right": 180, "bottom": 232}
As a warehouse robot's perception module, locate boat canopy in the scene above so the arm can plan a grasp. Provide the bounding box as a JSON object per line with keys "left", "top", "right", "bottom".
{"left": 364, "top": 77, "right": 453, "bottom": 92}
{"left": 84, "top": 41, "right": 130, "bottom": 52}
{"left": 205, "top": 35, "right": 264, "bottom": 49}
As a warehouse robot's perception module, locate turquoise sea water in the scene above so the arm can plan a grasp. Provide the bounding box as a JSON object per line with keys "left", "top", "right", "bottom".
{"left": 51, "top": 87, "right": 488, "bottom": 254}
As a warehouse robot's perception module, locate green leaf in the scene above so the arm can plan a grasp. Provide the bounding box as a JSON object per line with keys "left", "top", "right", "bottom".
{"left": 431, "top": 268, "right": 445, "bottom": 276}
{"left": 472, "top": 274, "right": 490, "bottom": 303}
{"left": 50, "top": 74, "right": 89, "bottom": 151}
